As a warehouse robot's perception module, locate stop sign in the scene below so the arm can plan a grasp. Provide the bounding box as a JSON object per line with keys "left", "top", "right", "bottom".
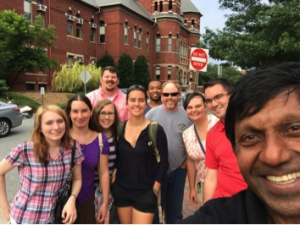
{"left": 189, "top": 48, "right": 209, "bottom": 72}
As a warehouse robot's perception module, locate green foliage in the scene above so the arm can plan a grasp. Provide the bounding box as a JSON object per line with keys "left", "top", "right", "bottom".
{"left": 133, "top": 55, "right": 151, "bottom": 89}
{"left": 52, "top": 62, "right": 101, "bottom": 93}
{"left": 0, "top": 79, "right": 9, "bottom": 94}
{"left": 198, "top": 64, "right": 242, "bottom": 86}
{"left": 117, "top": 53, "right": 134, "bottom": 88}
{"left": 0, "top": 93, "right": 40, "bottom": 110}
{"left": 0, "top": 10, "right": 58, "bottom": 86}
{"left": 201, "top": 0, "right": 300, "bottom": 69}
{"left": 57, "top": 103, "right": 67, "bottom": 109}
{"left": 96, "top": 51, "right": 115, "bottom": 68}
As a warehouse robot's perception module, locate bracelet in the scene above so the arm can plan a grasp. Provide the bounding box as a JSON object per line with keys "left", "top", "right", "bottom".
{"left": 101, "top": 203, "right": 108, "bottom": 207}
{"left": 70, "top": 194, "right": 77, "bottom": 199}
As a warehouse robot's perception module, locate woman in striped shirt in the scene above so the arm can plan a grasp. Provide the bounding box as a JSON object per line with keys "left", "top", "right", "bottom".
{"left": 92, "top": 99, "right": 120, "bottom": 223}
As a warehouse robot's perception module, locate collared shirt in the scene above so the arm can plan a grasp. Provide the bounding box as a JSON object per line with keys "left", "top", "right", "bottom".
{"left": 86, "top": 87, "right": 129, "bottom": 121}
{"left": 6, "top": 141, "right": 84, "bottom": 224}
{"left": 205, "top": 120, "right": 247, "bottom": 198}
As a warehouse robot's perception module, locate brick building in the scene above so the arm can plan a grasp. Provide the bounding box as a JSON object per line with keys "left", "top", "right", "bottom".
{"left": 1, "top": 0, "right": 202, "bottom": 91}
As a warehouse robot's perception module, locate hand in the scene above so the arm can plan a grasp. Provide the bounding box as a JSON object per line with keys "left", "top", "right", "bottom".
{"left": 62, "top": 197, "right": 77, "bottom": 224}
{"left": 189, "top": 189, "right": 199, "bottom": 205}
{"left": 96, "top": 204, "right": 108, "bottom": 223}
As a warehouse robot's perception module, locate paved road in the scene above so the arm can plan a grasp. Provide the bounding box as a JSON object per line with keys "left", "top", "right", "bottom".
{"left": 0, "top": 117, "right": 34, "bottom": 202}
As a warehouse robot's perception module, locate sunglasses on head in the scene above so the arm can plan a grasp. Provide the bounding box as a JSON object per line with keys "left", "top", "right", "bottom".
{"left": 162, "top": 92, "right": 179, "bottom": 97}
{"left": 128, "top": 84, "right": 145, "bottom": 91}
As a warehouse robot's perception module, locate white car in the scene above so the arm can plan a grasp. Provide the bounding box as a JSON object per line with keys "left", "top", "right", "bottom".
{"left": 0, "top": 101, "right": 23, "bottom": 137}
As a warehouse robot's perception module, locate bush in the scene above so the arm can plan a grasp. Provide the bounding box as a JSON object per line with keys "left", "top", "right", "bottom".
{"left": 52, "top": 62, "right": 101, "bottom": 93}
{"left": 1, "top": 93, "right": 40, "bottom": 110}
{"left": 57, "top": 103, "right": 67, "bottom": 109}
{"left": 0, "top": 79, "right": 9, "bottom": 95}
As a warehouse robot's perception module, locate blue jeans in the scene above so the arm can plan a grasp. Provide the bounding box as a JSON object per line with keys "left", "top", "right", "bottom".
{"left": 154, "top": 167, "right": 187, "bottom": 224}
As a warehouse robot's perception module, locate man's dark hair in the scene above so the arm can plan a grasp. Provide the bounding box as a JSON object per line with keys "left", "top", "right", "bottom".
{"left": 147, "top": 80, "right": 162, "bottom": 90}
{"left": 225, "top": 62, "right": 300, "bottom": 151}
{"left": 203, "top": 78, "right": 233, "bottom": 94}
{"left": 101, "top": 66, "right": 118, "bottom": 76}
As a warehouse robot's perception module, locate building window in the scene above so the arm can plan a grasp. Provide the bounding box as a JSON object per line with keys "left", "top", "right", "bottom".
{"left": 160, "top": 1, "right": 163, "bottom": 12}
{"left": 176, "top": 34, "right": 179, "bottom": 53}
{"left": 67, "top": 21, "right": 73, "bottom": 35}
{"left": 76, "top": 26, "right": 82, "bottom": 38}
{"left": 99, "top": 20, "right": 105, "bottom": 43}
{"left": 154, "top": 2, "right": 158, "bottom": 11}
{"left": 26, "top": 83, "right": 35, "bottom": 91}
{"left": 146, "top": 32, "right": 149, "bottom": 51}
{"left": 139, "top": 28, "right": 142, "bottom": 48}
{"left": 24, "top": 0, "right": 32, "bottom": 22}
{"left": 91, "top": 28, "right": 95, "bottom": 42}
{"left": 156, "top": 34, "right": 161, "bottom": 52}
{"left": 68, "top": 55, "right": 74, "bottom": 67}
{"left": 155, "top": 67, "right": 161, "bottom": 80}
{"left": 38, "top": 13, "right": 45, "bottom": 28}
{"left": 37, "top": 0, "right": 44, "bottom": 4}
{"left": 191, "top": 19, "right": 195, "bottom": 28}
{"left": 168, "top": 66, "right": 172, "bottom": 80}
{"left": 134, "top": 26, "right": 137, "bottom": 47}
{"left": 176, "top": 66, "right": 179, "bottom": 80}
{"left": 168, "top": 34, "right": 172, "bottom": 51}
{"left": 168, "top": 0, "right": 172, "bottom": 11}
{"left": 190, "top": 71, "right": 193, "bottom": 81}
{"left": 124, "top": 22, "right": 128, "bottom": 44}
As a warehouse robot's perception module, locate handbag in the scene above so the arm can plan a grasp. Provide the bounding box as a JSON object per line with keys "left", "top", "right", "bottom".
{"left": 94, "top": 133, "right": 113, "bottom": 218}
{"left": 53, "top": 140, "right": 76, "bottom": 224}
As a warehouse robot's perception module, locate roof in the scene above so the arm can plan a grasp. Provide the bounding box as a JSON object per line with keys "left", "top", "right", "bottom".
{"left": 181, "top": 0, "right": 201, "bottom": 14}
{"left": 81, "top": 0, "right": 152, "bottom": 21}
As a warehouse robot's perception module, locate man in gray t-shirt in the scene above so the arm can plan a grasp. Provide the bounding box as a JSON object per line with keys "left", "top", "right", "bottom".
{"left": 146, "top": 81, "right": 192, "bottom": 224}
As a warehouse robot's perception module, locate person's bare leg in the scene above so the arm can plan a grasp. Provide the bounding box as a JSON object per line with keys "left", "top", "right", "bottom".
{"left": 117, "top": 206, "right": 133, "bottom": 224}
{"left": 132, "top": 208, "right": 154, "bottom": 224}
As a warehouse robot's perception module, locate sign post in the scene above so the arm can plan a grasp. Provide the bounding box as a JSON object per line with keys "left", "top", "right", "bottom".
{"left": 189, "top": 48, "right": 209, "bottom": 90}
{"left": 40, "top": 87, "right": 45, "bottom": 105}
{"left": 80, "top": 69, "right": 91, "bottom": 94}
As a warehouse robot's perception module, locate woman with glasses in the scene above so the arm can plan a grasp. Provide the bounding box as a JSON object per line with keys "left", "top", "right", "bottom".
{"left": 182, "top": 92, "right": 218, "bottom": 206}
{"left": 111, "top": 85, "right": 168, "bottom": 224}
{"left": 66, "top": 95, "right": 110, "bottom": 223}
{"left": 91, "top": 99, "right": 120, "bottom": 223}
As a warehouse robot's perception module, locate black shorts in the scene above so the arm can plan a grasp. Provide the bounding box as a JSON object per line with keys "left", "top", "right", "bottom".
{"left": 111, "top": 182, "right": 157, "bottom": 213}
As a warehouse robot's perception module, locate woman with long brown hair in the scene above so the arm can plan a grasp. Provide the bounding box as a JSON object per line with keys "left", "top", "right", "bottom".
{"left": 0, "top": 105, "right": 84, "bottom": 224}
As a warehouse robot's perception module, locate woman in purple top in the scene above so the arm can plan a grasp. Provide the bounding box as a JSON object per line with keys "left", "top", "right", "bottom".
{"left": 66, "top": 95, "right": 110, "bottom": 223}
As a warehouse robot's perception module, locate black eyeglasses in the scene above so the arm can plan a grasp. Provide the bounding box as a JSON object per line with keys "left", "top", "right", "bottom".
{"left": 205, "top": 93, "right": 228, "bottom": 104}
{"left": 128, "top": 85, "right": 145, "bottom": 91}
{"left": 162, "top": 92, "right": 179, "bottom": 97}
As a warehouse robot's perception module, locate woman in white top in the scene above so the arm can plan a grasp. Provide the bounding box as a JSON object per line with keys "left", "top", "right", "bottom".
{"left": 182, "top": 92, "right": 218, "bottom": 206}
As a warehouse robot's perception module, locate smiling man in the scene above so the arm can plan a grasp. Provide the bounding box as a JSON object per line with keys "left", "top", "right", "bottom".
{"left": 144, "top": 80, "right": 162, "bottom": 114}
{"left": 146, "top": 81, "right": 192, "bottom": 223}
{"left": 179, "top": 62, "right": 300, "bottom": 223}
{"left": 86, "top": 66, "right": 128, "bottom": 121}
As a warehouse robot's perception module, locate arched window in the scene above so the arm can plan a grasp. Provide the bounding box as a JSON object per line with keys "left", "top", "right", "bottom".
{"left": 134, "top": 26, "right": 137, "bottom": 47}
{"left": 176, "top": 34, "right": 179, "bottom": 53}
{"left": 168, "top": 34, "right": 172, "bottom": 51}
{"left": 154, "top": 2, "right": 158, "bottom": 11}
{"left": 124, "top": 22, "right": 128, "bottom": 44}
{"left": 160, "top": 1, "right": 163, "bottom": 12}
{"left": 146, "top": 32, "right": 149, "bottom": 51}
{"left": 191, "top": 19, "right": 195, "bottom": 28}
{"left": 156, "top": 34, "right": 161, "bottom": 52}
{"left": 168, "top": 0, "right": 172, "bottom": 11}
{"left": 99, "top": 20, "right": 105, "bottom": 43}
{"left": 139, "top": 28, "right": 142, "bottom": 48}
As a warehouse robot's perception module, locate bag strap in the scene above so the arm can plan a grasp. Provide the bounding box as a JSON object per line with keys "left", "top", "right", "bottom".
{"left": 194, "top": 124, "right": 206, "bottom": 155}
{"left": 97, "top": 133, "right": 103, "bottom": 191}
{"left": 148, "top": 122, "right": 160, "bottom": 163}
{"left": 71, "top": 140, "right": 76, "bottom": 168}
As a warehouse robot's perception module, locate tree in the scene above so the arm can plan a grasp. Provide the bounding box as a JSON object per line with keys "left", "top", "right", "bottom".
{"left": 198, "top": 64, "right": 242, "bottom": 86}
{"left": 201, "top": 0, "right": 300, "bottom": 69}
{"left": 117, "top": 53, "right": 134, "bottom": 88}
{"left": 0, "top": 10, "right": 58, "bottom": 86}
{"left": 96, "top": 51, "right": 115, "bottom": 68}
{"left": 0, "top": 79, "right": 9, "bottom": 95}
{"left": 133, "top": 55, "right": 151, "bottom": 89}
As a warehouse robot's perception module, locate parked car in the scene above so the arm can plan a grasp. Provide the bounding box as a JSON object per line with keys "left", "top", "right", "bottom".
{"left": 0, "top": 101, "right": 23, "bottom": 137}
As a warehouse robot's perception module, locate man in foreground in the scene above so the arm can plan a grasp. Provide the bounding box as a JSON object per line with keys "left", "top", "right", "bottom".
{"left": 179, "top": 62, "right": 300, "bottom": 223}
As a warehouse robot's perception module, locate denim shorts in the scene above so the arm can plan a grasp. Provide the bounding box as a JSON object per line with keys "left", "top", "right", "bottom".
{"left": 111, "top": 182, "right": 157, "bottom": 213}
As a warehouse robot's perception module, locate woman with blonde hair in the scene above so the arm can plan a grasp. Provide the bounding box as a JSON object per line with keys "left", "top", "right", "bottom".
{"left": 0, "top": 105, "right": 84, "bottom": 224}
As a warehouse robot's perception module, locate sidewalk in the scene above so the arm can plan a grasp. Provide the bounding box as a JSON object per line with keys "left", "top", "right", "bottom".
{"left": 0, "top": 178, "right": 198, "bottom": 224}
